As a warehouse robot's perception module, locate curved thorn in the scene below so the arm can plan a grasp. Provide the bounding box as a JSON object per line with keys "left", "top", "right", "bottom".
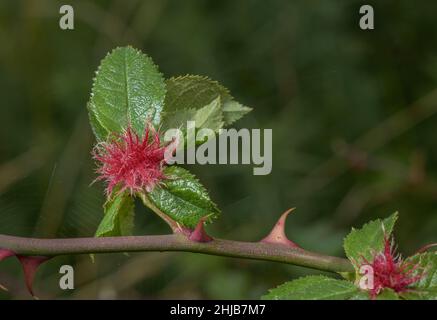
{"left": 16, "top": 255, "right": 51, "bottom": 297}
{"left": 261, "top": 208, "right": 301, "bottom": 249}
{"left": 0, "top": 249, "right": 15, "bottom": 262}
{"left": 189, "top": 217, "right": 213, "bottom": 243}
{"left": 0, "top": 249, "right": 15, "bottom": 293}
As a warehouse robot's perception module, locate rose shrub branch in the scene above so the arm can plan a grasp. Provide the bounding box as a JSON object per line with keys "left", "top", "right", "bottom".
{"left": 0, "top": 232, "right": 353, "bottom": 273}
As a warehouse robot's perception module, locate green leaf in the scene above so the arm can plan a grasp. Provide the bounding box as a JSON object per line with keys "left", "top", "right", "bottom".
{"left": 408, "top": 252, "right": 437, "bottom": 288}
{"left": 95, "top": 192, "right": 135, "bottom": 237}
{"left": 88, "top": 46, "right": 166, "bottom": 140}
{"left": 343, "top": 212, "right": 398, "bottom": 264}
{"left": 88, "top": 102, "right": 109, "bottom": 142}
{"left": 193, "top": 96, "right": 224, "bottom": 133}
{"left": 338, "top": 271, "right": 355, "bottom": 282}
{"left": 349, "top": 291, "right": 370, "bottom": 300}
{"left": 349, "top": 289, "right": 400, "bottom": 300}
{"left": 350, "top": 288, "right": 400, "bottom": 300}
{"left": 401, "top": 287, "right": 437, "bottom": 300}
{"left": 147, "top": 166, "right": 220, "bottom": 228}
{"left": 222, "top": 100, "right": 252, "bottom": 126}
{"left": 376, "top": 288, "right": 400, "bottom": 300}
{"left": 401, "top": 252, "right": 437, "bottom": 300}
{"left": 262, "top": 276, "right": 358, "bottom": 300}
{"left": 162, "top": 75, "right": 251, "bottom": 131}
{"left": 163, "top": 75, "right": 229, "bottom": 113}
{"left": 162, "top": 108, "right": 197, "bottom": 133}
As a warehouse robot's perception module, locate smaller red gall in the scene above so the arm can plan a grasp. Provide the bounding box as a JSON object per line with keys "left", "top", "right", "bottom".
{"left": 360, "top": 236, "right": 423, "bottom": 299}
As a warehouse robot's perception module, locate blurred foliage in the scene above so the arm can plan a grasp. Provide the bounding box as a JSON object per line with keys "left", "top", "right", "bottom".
{"left": 1, "top": 0, "right": 437, "bottom": 299}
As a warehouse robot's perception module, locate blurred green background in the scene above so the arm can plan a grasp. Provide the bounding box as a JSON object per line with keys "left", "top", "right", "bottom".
{"left": 1, "top": 0, "right": 437, "bottom": 299}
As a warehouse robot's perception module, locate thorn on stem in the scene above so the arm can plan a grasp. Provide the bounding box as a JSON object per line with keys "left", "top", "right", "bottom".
{"left": 0, "top": 249, "right": 15, "bottom": 262}
{"left": 261, "top": 208, "right": 301, "bottom": 249}
{"left": 16, "top": 255, "right": 51, "bottom": 297}
{"left": 188, "top": 217, "right": 213, "bottom": 243}
{"left": 0, "top": 249, "right": 16, "bottom": 293}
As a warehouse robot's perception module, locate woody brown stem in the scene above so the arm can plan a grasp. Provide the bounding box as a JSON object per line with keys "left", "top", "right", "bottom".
{"left": 0, "top": 233, "right": 353, "bottom": 273}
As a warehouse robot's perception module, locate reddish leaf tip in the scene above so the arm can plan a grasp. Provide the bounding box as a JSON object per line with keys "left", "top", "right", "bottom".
{"left": 261, "top": 208, "right": 301, "bottom": 249}
{"left": 17, "top": 255, "right": 51, "bottom": 296}
{"left": 188, "top": 217, "right": 213, "bottom": 243}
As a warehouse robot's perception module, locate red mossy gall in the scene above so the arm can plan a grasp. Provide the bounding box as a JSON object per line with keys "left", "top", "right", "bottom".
{"left": 360, "top": 236, "right": 423, "bottom": 299}
{"left": 93, "top": 125, "right": 171, "bottom": 196}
